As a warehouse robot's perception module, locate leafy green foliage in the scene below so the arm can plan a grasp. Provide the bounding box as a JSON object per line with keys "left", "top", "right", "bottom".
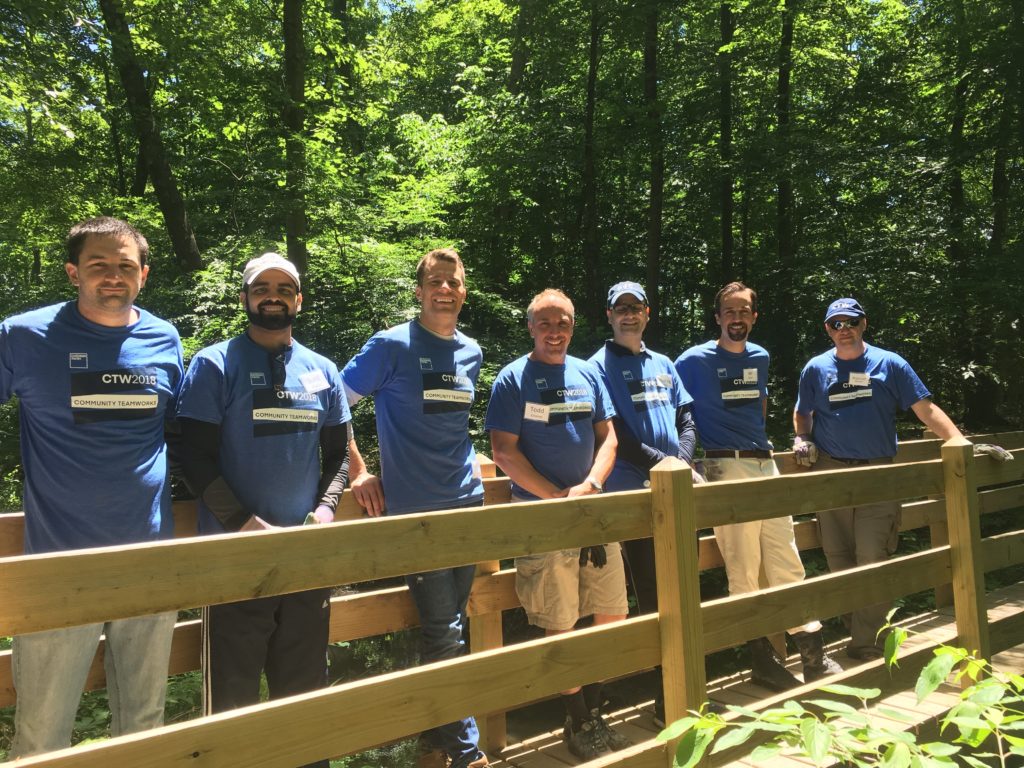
{"left": 661, "top": 627, "right": 1024, "bottom": 767}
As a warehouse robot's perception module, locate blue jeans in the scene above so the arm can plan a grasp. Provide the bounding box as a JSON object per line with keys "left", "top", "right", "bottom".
{"left": 405, "top": 564, "right": 482, "bottom": 767}
{"left": 11, "top": 612, "right": 176, "bottom": 758}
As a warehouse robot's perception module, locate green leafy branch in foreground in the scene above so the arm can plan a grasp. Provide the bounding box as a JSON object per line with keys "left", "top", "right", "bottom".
{"left": 658, "top": 626, "right": 1024, "bottom": 767}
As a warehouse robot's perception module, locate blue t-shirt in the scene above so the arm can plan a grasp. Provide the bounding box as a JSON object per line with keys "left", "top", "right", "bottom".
{"left": 341, "top": 320, "right": 484, "bottom": 515}
{"left": 589, "top": 341, "right": 690, "bottom": 491}
{"left": 485, "top": 355, "right": 616, "bottom": 500}
{"left": 0, "top": 302, "right": 182, "bottom": 554}
{"left": 674, "top": 340, "right": 772, "bottom": 451}
{"left": 795, "top": 343, "right": 930, "bottom": 459}
{"left": 177, "top": 334, "right": 349, "bottom": 531}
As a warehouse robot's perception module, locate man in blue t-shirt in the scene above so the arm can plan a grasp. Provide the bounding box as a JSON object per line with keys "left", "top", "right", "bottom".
{"left": 676, "top": 282, "right": 839, "bottom": 692}
{"left": 341, "top": 248, "right": 487, "bottom": 768}
{"left": 0, "top": 217, "right": 181, "bottom": 758}
{"left": 487, "top": 289, "right": 629, "bottom": 762}
{"left": 793, "top": 297, "right": 962, "bottom": 660}
{"left": 177, "top": 253, "right": 351, "bottom": 768}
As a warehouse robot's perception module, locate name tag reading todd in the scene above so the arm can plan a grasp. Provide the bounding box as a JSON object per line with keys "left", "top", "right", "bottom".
{"left": 848, "top": 372, "right": 870, "bottom": 387}
{"left": 524, "top": 402, "right": 550, "bottom": 423}
{"left": 742, "top": 368, "right": 758, "bottom": 384}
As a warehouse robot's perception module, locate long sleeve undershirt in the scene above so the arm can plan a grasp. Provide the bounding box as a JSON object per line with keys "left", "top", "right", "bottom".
{"left": 612, "top": 404, "right": 697, "bottom": 474}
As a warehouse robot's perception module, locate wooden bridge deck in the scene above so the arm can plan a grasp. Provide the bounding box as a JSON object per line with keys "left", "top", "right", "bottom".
{"left": 487, "top": 582, "right": 1024, "bottom": 767}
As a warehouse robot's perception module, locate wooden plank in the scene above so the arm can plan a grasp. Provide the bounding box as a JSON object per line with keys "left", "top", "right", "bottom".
{"left": 694, "top": 460, "right": 944, "bottom": 529}
{"left": 11, "top": 617, "right": 662, "bottom": 768}
{"left": 981, "top": 529, "right": 1024, "bottom": 573}
{"left": 900, "top": 498, "right": 945, "bottom": 531}
{"left": 980, "top": 484, "right": 1024, "bottom": 515}
{"left": 0, "top": 493, "right": 652, "bottom": 636}
{"left": 651, "top": 458, "right": 706, "bottom": 725}
{"left": 942, "top": 438, "right": 990, "bottom": 664}
{"left": 470, "top": 558, "right": 508, "bottom": 752}
{"left": 975, "top": 448, "right": 1024, "bottom": 487}
{"left": 702, "top": 548, "right": 951, "bottom": 652}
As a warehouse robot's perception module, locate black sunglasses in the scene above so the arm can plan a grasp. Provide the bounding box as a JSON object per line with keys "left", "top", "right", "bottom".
{"left": 828, "top": 317, "right": 862, "bottom": 331}
{"left": 271, "top": 351, "right": 287, "bottom": 390}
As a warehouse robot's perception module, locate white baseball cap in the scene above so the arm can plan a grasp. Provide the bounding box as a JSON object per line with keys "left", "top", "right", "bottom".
{"left": 242, "top": 252, "right": 300, "bottom": 291}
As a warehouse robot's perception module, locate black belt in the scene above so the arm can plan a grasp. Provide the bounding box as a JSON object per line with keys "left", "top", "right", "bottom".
{"left": 704, "top": 449, "right": 772, "bottom": 459}
{"left": 825, "top": 454, "right": 871, "bottom": 466}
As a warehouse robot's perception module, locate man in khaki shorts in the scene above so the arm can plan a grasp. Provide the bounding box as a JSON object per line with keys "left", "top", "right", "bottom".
{"left": 486, "top": 289, "right": 629, "bottom": 762}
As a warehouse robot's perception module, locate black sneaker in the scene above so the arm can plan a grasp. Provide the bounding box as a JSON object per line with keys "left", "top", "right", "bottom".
{"left": 564, "top": 716, "right": 611, "bottom": 761}
{"left": 589, "top": 709, "right": 632, "bottom": 751}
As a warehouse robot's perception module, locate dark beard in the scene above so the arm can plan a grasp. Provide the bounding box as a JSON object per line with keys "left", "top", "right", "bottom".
{"left": 727, "top": 324, "right": 749, "bottom": 342}
{"left": 247, "top": 304, "right": 295, "bottom": 331}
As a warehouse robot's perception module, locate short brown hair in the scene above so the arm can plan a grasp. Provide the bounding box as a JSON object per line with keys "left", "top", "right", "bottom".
{"left": 416, "top": 248, "right": 463, "bottom": 286}
{"left": 527, "top": 288, "right": 574, "bottom": 323}
{"left": 714, "top": 281, "right": 757, "bottom": 314}
{"left": 65, "top": 217, "right": 150, "bottom": 267}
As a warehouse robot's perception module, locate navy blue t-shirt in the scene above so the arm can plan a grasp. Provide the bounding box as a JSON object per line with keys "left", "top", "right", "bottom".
{"left": 795, "top": 343, "right": 930, "bottom": 459}
{"left": 342, "top": 320, "right": 484, "bottom": 515}
{"left": 177, "top": 334, "right": 349, "bottom": 530}
{"left": 590, "top": 341, "right": 690, "bottom": 491}
{"left": 0, "top": 302, "right": 182, "bottom": 554}
{"left": 485, "top": 355, "right": 615, "bottom": 500}
{"left": 674, "top": 340, "right": 772, "bottom": 452}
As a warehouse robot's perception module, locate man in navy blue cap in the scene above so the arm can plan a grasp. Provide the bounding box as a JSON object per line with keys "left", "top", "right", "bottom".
{"left": 793, "top": 297, "right": 962, "bottom": 660}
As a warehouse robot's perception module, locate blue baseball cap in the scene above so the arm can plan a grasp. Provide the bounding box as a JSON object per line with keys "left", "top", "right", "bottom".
{"left": 824, "top": 298, "right": 865, "bottom": 322}
{"left": 607, "top": 281, "right": 647, "bottom": 307}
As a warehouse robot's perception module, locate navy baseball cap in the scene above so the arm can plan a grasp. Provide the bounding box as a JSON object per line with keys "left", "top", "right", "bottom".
{"left": 824, "top": 298, "right": 865, "bottom": 322}
{"left": 607, "top": 281, "right": 647, "bottom": 307}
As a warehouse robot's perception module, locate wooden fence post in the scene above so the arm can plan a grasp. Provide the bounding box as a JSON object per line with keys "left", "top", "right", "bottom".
{"left": 470, "top": 456, "right": 507, "bottom": 752}
{"left": 650, "top": 457, "right": 706, "bottom": 739}
{"left": 940, "top": 437, "right": 990, "bottom": 668}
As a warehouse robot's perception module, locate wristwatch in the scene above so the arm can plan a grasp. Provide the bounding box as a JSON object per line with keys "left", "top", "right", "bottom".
{"left": 587, "top": 477, "right": 603, "bottom": 493}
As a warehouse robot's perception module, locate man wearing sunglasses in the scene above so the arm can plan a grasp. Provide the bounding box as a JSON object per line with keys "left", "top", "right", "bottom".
{"left": 177, "top": 253, "right": 352, "bottom": 767}
{"left": 793, "top": 297, "right": 962, "bottom": 661}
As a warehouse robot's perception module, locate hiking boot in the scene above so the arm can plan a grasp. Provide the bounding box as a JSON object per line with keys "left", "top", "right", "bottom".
{"left": 847, "top": 644, "right": 885, "bottom": 661}
{"left": 453, "top": 751, "right": 488, "bottom": 768}
{"left": 590, "top": 708, "right": 632, "bottom": 751}
{"left": 791, "top": 629, "right": 844, "bottom": 682}
{"left": 564, "top": 716, "right": 611, "bottom": 761}
{"left": 747, "top": 636, "right": 801, "bottom": 692}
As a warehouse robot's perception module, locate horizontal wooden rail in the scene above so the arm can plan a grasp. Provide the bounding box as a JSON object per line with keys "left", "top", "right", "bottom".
{"left": 11, "top": 617, "right": 662, "bottom": 768}
{"left": 701, "top": 547, "right": 953, "bottom": 651}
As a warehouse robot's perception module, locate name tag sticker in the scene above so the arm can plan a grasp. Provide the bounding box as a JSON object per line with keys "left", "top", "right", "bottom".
{"left": 742, "top": 368, "right": 758, "bottom": 384}
{"left": 848, "top": 372, "right": 870, "bottom": 387}
{"left": 524, "top": 402, "right": 550, "bottom": 423}
{"left": 299, "top": 370, "right": 330, "bottom": 393}
{"left": 656, "top": 373, "right": 673, "bottom": 388}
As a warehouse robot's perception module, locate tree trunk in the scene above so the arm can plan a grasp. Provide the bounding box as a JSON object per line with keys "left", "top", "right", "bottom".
{"left": 643, "top": 0, "right": 664, "bottom": 343}
{"left": 580, "top": 0, "right": 601, "bottom": 327}
{"left": 508, "top": 0, "right": 535, "bottom": 94}
{"left": 98, "top": 0, "right": 202, "bottom": 272}
{"left": 284, "top": 0, "right": 308, "bottom": 273}
{"left": 101, "top": 63, "right": 127, "bottom": 197}
{"left": 718, "top": 2, "right": 734, "bottom": 286}
{"left": 773, "top": 0, "right": 798, "bottom": 396}
{"left": 947, "top": 0, "right": 969, "bottom": 351}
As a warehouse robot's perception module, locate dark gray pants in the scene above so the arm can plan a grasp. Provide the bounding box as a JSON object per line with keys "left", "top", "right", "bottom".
{"left": 815, "top": 455, "right": 900, "bottom": 653}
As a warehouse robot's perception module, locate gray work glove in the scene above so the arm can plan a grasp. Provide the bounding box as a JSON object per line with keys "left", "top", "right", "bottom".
{"left": 973, "top": 443, "right": 1014, "bottom": 462}
{"left": 793, "top": 435, "right": 819, "bottom": 467}
{"left": 579, "top": 545, "right": 607, "bottom": 569}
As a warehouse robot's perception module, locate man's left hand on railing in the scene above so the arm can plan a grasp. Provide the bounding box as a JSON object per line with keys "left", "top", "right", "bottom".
{"left": 793, "top": 434, "right": 818, "bottom": 467}
{"left": 351, "top": 471, "right": 386, "bottom": 517}
{"left": 973, "top": 443, "right": 1015, "bottom": 462}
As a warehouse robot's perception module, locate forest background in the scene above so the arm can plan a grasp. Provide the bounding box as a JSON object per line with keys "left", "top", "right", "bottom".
{"left": 1, "top": 0, "right": 1022, "bottom": 510}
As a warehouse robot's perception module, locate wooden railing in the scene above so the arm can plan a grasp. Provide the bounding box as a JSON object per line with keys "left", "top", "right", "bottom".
{"left": 0, "top": 432, "right": 1022, "bottom": 767}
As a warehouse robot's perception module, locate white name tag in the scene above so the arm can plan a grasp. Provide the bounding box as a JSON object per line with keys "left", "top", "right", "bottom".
{"left": 848, "top": 372, "right": 870, "bottom": 387}
{"left": 656, "top": 373, "right": 673, "bottom": 388}
{"left": 300, "top": 370, "right": 330, "bottom": 393}
{"left": 742, "top": 368, "right": 758, "bottom": 384}
{"left": 524, "top": 402, "right": 550, "bottom": 422}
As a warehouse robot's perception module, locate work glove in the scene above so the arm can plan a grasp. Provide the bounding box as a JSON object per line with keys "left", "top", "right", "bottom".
{"left": 579, "top": 545, "right": 608, "bottom": 569}
{"left": 973, "top": 443, "right": 1014, "bottom": 462}
{"left": 793, "top": 435, "right": 818, "bottom": 467}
